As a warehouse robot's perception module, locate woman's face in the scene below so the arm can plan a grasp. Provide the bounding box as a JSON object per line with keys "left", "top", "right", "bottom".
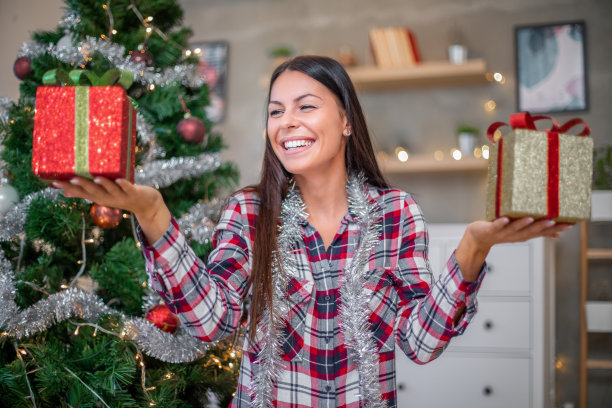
{"left": 267, "top": 70, "right": 349, "bottom": 178}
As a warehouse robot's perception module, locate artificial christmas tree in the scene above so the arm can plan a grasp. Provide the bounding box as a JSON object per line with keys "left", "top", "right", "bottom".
{"left": 0, "top": 1, "right": 241, "bottom": 406}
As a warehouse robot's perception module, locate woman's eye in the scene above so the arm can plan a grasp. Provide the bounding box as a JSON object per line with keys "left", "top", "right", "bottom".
{"left": 269, "top": 109, "right": 283, "bottom": 117}
{"left": 300, "top": 105, "right": 315, "bottom": 111}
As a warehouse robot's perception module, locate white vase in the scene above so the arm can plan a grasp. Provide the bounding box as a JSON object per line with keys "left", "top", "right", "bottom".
{"left": 591, "top": 190, "right": 612, "bottom": 221}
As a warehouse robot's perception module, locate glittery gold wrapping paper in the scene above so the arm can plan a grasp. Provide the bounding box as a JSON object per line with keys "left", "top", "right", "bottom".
{"left": 32, "top": 85, "right": 136, "bottom": 183}
{"left": 486, "top": 129, "right": 593, "bottom": 222}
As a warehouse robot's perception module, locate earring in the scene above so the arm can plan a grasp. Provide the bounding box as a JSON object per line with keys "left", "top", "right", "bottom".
{"left": 343, "top": 128, "right": 351, "bottom": 136}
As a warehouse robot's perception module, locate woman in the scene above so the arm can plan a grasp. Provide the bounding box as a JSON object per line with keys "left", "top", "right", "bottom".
{"left": 54, "top": 55, "right": 570, "bottom": 408}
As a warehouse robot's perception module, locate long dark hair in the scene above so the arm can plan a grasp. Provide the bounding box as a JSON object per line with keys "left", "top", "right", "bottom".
{"left": 249, "top": 55, "right": 389, "bottom": 341}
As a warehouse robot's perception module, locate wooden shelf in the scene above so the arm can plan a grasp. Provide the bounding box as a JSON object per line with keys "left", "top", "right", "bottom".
{"left": 587, "top": 248, "right": 612, "bottom": 260}
{"left": 378, "top": 155, "right": 489, "bottom": 174}
{"left": 586, "top": 359, "right": 612, "bottom": 370}
{"left": 346, "top": 59, "right": 489, "bottom": 91}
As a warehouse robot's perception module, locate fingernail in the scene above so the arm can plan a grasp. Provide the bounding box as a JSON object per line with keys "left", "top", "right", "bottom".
{"left": 93, "top": 177, "right": 103, "bottom": 184}
{"left": 526, "top": 217, "right": 535, "bottom": 223}
{"left": 69, "top": 178, "right": 80, "bottom": 185}
{"left": 51, "top": 181, "right": 61, "bottom": 188}
{"left": 546, "top": 220, "right": 556, "bottom": 227}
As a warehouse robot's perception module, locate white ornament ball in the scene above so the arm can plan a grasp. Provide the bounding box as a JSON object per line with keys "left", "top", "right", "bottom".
{"left": 0, "top": 184, "right": 19, "bottom": 215}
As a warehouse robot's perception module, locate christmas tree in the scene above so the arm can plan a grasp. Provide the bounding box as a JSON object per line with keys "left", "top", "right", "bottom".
{"left": 0, "top": 1, "right": 242, "bottom": 406}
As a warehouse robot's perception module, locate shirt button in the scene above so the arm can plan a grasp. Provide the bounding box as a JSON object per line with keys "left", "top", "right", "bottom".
{"left": 325, "top": 385, "right": 331, "bottom": 392}
{"left": 326, "top": 336, "right": 331, "bottom": 344}
{"left": 325, "top": 295, "right": 331, "bottom": 301}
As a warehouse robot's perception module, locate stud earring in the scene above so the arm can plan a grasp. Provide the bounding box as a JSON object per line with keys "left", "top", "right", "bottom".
{"left": 343, "top": 128, "right": 351, "bottom": 136}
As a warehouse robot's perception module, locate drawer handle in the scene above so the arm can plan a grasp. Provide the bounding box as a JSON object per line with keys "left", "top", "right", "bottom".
{"left": 398, "top": 383, "right": 405, "bottom": 391}
{"left": 483, "top": 386, "right": 493, "bottom": 396}
{"left": 483, "top": 320, "right": 494, "bottom": 330}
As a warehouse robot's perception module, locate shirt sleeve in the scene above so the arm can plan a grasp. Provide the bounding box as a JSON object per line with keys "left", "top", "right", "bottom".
{"left": 394, "top": 195, "right": 486, "bottom": 364}
{"left": 138, "top": 195, "right": 251, "bottom": 342}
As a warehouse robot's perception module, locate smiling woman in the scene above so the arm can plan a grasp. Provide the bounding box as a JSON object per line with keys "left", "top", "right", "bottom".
{"left": 54, "top": 55, "right": 571, "bottom": 408}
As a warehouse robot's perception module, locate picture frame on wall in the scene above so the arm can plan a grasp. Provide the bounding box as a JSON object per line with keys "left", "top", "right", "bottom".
{"left": 192, "top": 40, "right": 229, "bottom": 123}
{"left": 515, "top": 21, "right": 588, "bottom": 114}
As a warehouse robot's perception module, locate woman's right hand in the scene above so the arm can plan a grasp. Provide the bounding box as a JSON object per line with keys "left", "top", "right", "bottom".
{"left": 53, "top": 177, "right": 171, "bottom": 244}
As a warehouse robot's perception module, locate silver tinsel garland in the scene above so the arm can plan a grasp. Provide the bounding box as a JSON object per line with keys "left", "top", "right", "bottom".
{"left": 18, "top": 36, "right": 204, "bottom": 88}
{"left": 0, "top": 188, "right": 60, "bottom": 242}
{"left": 338, "top": 175, "right": 386, "bottom": 408}
{"left": 135, "top": 152, "right": 221, "bottom": 188}
{"left": 0, "top": 248, "right": 209, "bottom": 363}
{"left": 250, "top": 174, "right": 386, "bottom": 408}
{"left": 176, "top": 197, "right": 226, "bottom": 244}
{"left": 250, "top": 181, "right": 307, "bottom": 408}
{"left": 0, "top": 97, "right": 11, "bottom": 123}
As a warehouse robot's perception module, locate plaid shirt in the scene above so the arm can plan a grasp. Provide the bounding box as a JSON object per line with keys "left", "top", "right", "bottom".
{"left": 140, "top": 184, "right": 485, "bottom": 408}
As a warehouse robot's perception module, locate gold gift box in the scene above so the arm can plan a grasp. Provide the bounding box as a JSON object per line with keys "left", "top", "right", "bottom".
{"left": 486, "top": 128, "right": 593, "bottom": 222}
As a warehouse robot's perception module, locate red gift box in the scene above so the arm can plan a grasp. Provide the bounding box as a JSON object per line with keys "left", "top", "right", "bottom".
{"left": 32, "top": 85, "right": 136, "bottom": 182}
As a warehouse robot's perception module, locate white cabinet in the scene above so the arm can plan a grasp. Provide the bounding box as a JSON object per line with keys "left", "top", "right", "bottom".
{"left": 395, "top": 224, "right": 555, "bottom": 408}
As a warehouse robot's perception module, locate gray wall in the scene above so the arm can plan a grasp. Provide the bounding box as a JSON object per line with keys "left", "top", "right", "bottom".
{"left": 2, "top": 0, "right": 611, "bottom": 406}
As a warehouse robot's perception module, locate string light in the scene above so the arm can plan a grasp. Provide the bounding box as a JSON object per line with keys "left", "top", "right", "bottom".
{"left": 451, "top": 148, "right": 462, "bottom": 160}
{"left": 74, "top": 326, "right": 80, "bottom": 335}
{"left": 433, "top": 150, "right": 444, "bottom": 161}
{"left": 394, "top": 147, "right": 408, "bottom": 162}
{"left": 484, "top": 99, "right": 497, "bottom": 112}
{"left": 482, "top": 145, "right": 490, "bottom": 159}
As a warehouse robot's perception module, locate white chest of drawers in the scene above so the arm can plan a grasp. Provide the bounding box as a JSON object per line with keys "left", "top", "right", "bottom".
{"left": 395, "top": 224, "right": 555, "bottom": 408}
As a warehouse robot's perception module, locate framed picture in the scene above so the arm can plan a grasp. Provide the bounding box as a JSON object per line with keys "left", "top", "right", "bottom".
{"left": 192, "top": 41, "right": 229, "bottom": 123}
{"left": 515, "top": 21, "right": 587, "bottom": 113}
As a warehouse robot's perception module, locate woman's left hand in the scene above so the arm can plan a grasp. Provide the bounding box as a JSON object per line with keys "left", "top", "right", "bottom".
{"left": 456, "top": 217, "right": 573, "bottom": 281}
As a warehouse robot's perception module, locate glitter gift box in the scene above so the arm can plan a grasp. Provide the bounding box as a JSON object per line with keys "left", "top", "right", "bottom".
{"left": 486, "top": 112, "right": 593, "bottom": 223}
{"left": 32, "top": 83, "right": 136, "bottom": 182}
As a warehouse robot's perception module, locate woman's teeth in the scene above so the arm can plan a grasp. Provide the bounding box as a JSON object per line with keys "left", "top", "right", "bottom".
{"left": 284, "top": 140, "right": 313, "bottom": 150}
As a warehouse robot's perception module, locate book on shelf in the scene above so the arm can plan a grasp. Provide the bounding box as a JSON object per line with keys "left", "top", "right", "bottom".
{"left": 369, "top": 27, "right": 421, "bottom": 68}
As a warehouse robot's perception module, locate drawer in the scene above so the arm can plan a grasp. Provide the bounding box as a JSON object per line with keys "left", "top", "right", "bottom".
{"left": 449, "top": 299, "right": 531, "bottom": 351}
{"left": 428, "top": 239, "right": 532, "bottom": 294}
{"left": 395, "top": 354, "right": 531, "bottom": 408}
{"left": 482, "top": 243, "right": 531, "bottom": 294}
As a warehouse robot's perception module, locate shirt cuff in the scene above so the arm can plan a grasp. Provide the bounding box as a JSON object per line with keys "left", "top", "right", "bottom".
{"left": 442, "top": 250, "right": 487, "bottom": 334}
{"left": 137, "top": 216, "right": 180, "bottom": 266}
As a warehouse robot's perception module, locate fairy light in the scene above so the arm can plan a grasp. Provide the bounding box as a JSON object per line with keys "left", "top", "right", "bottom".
{"left": 74, "top": 326, "right": 80, "bottom": 335}
{"left": 185, "top": 50, "right": 192, "bottom": 57}
{"left": 433, "top": 150, "right": 444, "bottom": 161}
{"left": 142, "top": 281, "right": 148, "bottom": 287}
{"left": 395, "top": 147, "right": 408, "bottom": 162}
{"left": 482, "top": 145, "right": 490, "bottom": 159}
{"left": 148, "top": 84, "right": 156, "bottom": 91}
{"left": 484, "top": 99, "right": 497, "bottom": 112}
{"left": 474, "top": 147, "right": 483, "bottom": 158}
{"left": 493, "top": 72, "right": 505, "bottom": 84}
{"left": 111, "top": 29, "right": 117, "bottom": 35}
{"left": 19, "top": 348, "right": 27, "bottom": 355}
{"left": 194, "top": 48, "right": 202, "bottom": 55}
{"left": 451, "top": 149, "right": 462, "bottom": 160}
{"left": 146, "top": 16, "right": 154, "bottom": 22}
{"left": 145, "top": 27, "right": 153, "bottom": 34}
{"left": 61, "top": 284, "right": 69, "bottom": 289}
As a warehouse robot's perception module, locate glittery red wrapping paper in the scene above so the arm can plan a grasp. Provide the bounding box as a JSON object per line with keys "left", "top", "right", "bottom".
{"left": 32, "top": 86, "right": 136, "bottom": 182}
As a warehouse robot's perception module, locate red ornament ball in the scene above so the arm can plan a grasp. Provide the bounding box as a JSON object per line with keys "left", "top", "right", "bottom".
{"left": 146, "top": 304, "right": 180, "bottom": 333}
{"left": 130, "top": 49, "right": 154, "bottom": 67}
{"left": 13, "top": 57, "right": 33, "bottom": 80}
{"left": 176, "top": 115, "right": 206, "bottom": 144}
{"left": 89, "top": 203, "right": 123, "bottom": 229}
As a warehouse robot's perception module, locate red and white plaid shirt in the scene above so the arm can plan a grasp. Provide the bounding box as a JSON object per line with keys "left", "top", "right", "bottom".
{"left": 140, "top": 183, "right": 485, "bottom": 408}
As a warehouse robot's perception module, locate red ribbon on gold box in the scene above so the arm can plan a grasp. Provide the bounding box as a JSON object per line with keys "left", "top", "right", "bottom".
{"left": 486, "top": 112, "right": 593, "bottom": 222}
